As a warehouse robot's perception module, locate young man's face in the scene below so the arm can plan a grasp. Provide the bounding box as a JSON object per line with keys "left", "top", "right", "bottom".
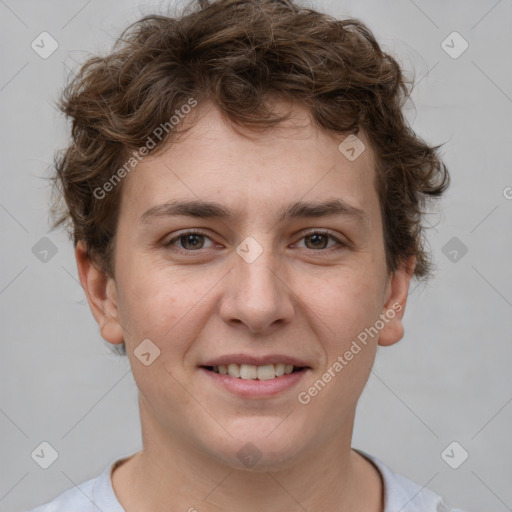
{"left": 77, "top": 100, "right": 414, "bottom": 470}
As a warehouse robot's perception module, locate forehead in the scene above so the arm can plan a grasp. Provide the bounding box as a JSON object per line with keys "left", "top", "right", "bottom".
{"left": 118, "top": 101, "right": 379, "bottom": 231}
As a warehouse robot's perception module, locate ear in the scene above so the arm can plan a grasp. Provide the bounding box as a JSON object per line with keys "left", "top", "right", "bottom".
{"left": 377, "top": 255, "right": 416, "bottom": 347}
{"left": 75, "top": 240, "right": 124, "bottom": 346}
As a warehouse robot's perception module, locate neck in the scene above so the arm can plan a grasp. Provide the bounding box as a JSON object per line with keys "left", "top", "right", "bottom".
{"left": 112, "top": 398, "right": 383, "bottom": 512}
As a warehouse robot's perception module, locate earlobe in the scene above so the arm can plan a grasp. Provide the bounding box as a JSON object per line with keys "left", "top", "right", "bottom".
{"left": 75, "top": 240, "right": 125, "bottom": 346}
{"left": 377, "top": 255, "right": 416, "bottom": 347}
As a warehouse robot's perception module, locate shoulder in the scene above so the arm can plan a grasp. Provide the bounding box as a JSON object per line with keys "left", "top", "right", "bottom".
{"left": 25, "top": 477, "right": 97, "bottom": 512}
{"left": 355, "top": 449, "right": 468, "bottom": 512}
{"left": 25, "top": 457, "right": 126, "bottom": 512}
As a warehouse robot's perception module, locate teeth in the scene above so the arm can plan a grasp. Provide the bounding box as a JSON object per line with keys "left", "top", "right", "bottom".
{"left": 240, "top": 364, "right": 258, "bottom": 379}
{"left": 212, "top": 363, "right": 302, "bottom": 379}
{"left": 227, "top": 363, "right": 240, "bottom": 378}
{"left": 256, "top": 364, "right": 275, "bottom": 381}
{"left": 275, "top": 363, "right": 285, "bottom": 376}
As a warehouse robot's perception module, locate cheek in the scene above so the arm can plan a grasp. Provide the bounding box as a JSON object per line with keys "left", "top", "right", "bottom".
{"left": 299, "top": 266, "right": 385, "bottom": 338}
{"left": 116, "top": 264, "right": 209, "bottom": 352}
{"left": 297, "top": 278, "right": 381, "bottom": 415}
{"left": 297, "top": 268, "right": 384, "bottom": 391}
{"left": 117, "top": 270, "right": 210, "bottom": 398}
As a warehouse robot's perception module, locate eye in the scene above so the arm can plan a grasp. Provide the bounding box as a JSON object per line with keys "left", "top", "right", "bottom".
{"left": 294, "top": 230, "right": 346, "bottom": 251}
{"left": 165, "top": 231, "right": 215, "bottom": 252}
{"left": 164, "top": 229, "right": 347, "bottom": 254}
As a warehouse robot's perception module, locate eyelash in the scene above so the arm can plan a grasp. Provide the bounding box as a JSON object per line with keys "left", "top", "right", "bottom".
{"left": 164, "top": 229, "right": 347, "bottom": 254}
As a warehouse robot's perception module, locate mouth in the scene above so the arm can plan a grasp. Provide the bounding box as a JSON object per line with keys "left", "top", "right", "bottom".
{"left": 199, "top": 363, "right": 310, "bottom": 398}
{"left": 201, "top": 363, "right": 308, "bottom": 380}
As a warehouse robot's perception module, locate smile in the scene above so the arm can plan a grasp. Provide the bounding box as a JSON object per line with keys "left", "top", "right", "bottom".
{"left": 199, "top": 364, "right": 310, "bottom": 398}
{"left": 203, "top": 363, "right": 305, "bottom": 380}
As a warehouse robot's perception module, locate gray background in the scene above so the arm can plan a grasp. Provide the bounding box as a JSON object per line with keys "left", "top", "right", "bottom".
{"left": 1, "top": 1, "right": 511, "bottom": 511}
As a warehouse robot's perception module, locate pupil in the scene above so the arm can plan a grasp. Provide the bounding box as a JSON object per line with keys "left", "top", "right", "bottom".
{"left": 307, "top": 233, "right": 327, "bottom": 249}
{"left": 183, "top": 234, "right": 203, "bottom": 249}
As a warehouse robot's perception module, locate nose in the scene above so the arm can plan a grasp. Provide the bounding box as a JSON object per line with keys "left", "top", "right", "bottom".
{"left": 219, "top": 240, "right": 295, "bottom": 335}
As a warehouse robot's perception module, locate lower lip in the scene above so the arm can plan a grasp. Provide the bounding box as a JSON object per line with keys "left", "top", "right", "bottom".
{"left": 199, "top": 367, "right": 309, "bottom": 398}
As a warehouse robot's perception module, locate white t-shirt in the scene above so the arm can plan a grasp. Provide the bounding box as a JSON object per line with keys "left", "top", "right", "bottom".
{"left": 26, "top": 449, "right": 468, "bottom": 512}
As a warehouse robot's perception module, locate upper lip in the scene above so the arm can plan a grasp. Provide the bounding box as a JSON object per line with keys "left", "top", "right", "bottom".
{"left": 200, "top": 354, "right": 311, "bottom": 368}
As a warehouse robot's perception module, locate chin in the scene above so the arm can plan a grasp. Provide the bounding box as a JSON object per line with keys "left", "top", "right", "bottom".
{"left": 204, "top": 419, "right": 308, "bottom": 472}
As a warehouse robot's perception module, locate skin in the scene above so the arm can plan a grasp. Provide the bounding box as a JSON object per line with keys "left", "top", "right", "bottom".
{"left": 76, "top": 100, "right": 415, "bottom": 512}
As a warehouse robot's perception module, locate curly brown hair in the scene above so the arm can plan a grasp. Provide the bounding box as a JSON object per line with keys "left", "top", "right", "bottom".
{"left": 49, "top": 0, "right": 449, "bottom": 285}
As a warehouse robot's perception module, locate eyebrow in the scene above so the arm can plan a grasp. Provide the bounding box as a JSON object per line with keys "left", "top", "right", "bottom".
{"left": 140, "top": 198, "right": 370, "bottom": 229}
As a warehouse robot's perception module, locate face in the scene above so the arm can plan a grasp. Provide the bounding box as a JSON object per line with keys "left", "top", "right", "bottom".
{"left": 77, "top": 100, "right": 414, "bottom": 471}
